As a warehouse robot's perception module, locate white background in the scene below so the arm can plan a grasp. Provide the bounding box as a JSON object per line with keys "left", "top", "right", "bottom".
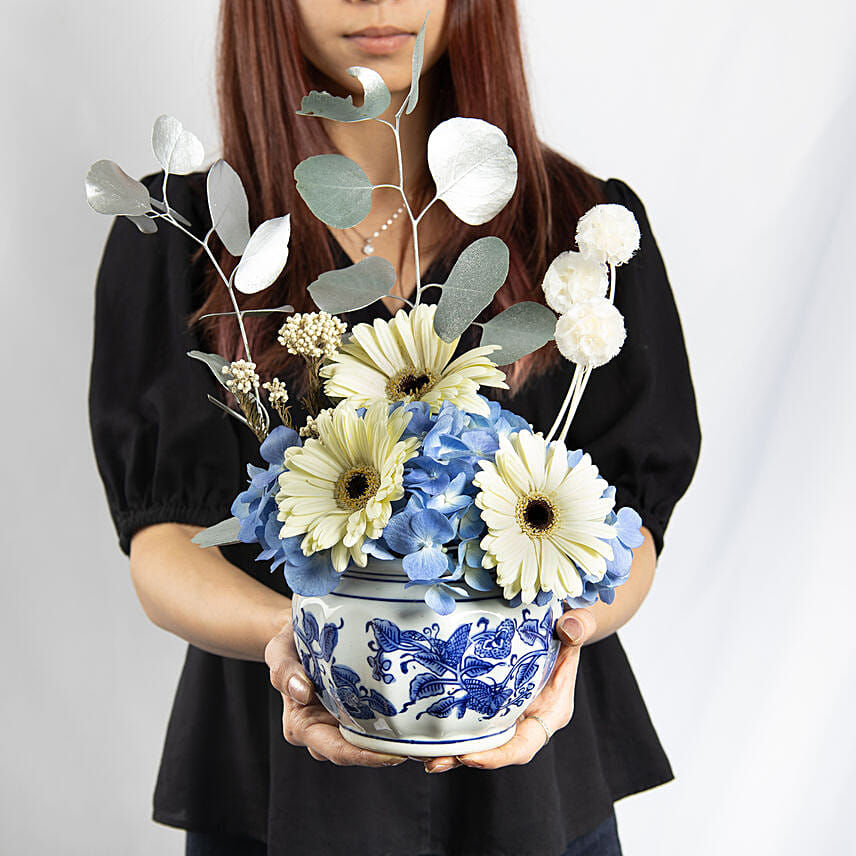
{"left": 2, "top": 1, "right": 854, "bottom": 853}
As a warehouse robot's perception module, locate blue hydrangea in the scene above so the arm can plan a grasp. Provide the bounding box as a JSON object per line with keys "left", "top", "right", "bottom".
{"left": 230, "top": 426, "right": 340, "bottom": 597}
{"left": 565, "top": 495, "right": 644, "bottom": 608}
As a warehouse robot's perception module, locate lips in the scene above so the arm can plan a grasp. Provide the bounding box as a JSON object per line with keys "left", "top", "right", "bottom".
{"left": 345, "top": 26, "right": 415, "bottom": 55}
{"left": 347, "top": 26, "right": 413, "bottom": 38}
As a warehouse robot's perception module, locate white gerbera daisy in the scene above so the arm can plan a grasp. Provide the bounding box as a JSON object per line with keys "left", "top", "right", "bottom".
{"left": 473, "top": 431, "right": 616, "bottom": 603}
{"left": 320, "top": 304, "right": 508, "bottom": 417}
{"left": 276, "top": 401, "right": 419, "bottom": 572}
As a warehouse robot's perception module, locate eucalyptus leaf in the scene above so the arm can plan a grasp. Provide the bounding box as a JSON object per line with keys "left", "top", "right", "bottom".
{"left": 85, "top": 160, "right": 152, "bottom": 216}
{"left": 479, "top": 302, "right": 557, "bottom": 364}
{"left": 126, "top": 214, "right": 158, "bottom": 234}
{"left": 191, "top": 517, "right": 242, "bottom": 548}
{"left": 297, "top": 67, "right": 390, "bottom": 122}
{"left": 207, "top": 159, "right": 251, "bottom": 255}
{"left": 433, "top": 237, "right": 509, "bottom": 342}
{"left": 152, "top": 114, "right": 204, "bottom": 175}
{"left": 187, "top": 350, "right": 231, "bottom": 390}
{"left": 199, "top": 304, "right": 294, "bottom": 321}
{"left": 427, "top": 118, "right": 518, "bottom": 225}
{"left": 405, "top": 14, "right": 429, "bottom": 115}
{"left": 234, "top": 215, "right": 291, "bottom": 294}
{"left": 294, "top": 154, "right": 372, "bottom": 229}
{"left": 207, "top": 394, "right": 250, "bottom": 426}
{"left": 309, "top": 257, "right": 396, "bottom": 314}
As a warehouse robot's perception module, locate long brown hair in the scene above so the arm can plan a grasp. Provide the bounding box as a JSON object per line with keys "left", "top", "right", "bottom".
{"left": 195, "top": 0, "right": 603, "bottom": 390}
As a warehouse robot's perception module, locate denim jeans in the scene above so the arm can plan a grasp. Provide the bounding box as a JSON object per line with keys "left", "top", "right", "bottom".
{"left": 185, "top": 810, "right": 622, "bottom": 856}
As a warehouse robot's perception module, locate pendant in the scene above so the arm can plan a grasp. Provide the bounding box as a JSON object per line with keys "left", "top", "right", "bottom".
{"left": 362, "top": 241, "right": 375, "bottom": 255}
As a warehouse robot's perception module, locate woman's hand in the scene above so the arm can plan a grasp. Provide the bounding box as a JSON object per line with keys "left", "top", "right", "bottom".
{"left": 265, "top": 620, "right": 407, "bottom": 767}
{"left": 424, "top": 607, "right": 598, "bottom": 773}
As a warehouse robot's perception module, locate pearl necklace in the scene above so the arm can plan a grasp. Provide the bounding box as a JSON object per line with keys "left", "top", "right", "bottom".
{"left": 353, "top": 205, "right": 406, "bottom": 255}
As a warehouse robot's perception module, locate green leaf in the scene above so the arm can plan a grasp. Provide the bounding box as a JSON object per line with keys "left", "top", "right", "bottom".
{"left": 479, "top": 302, "right": 557, "bottom": 365}
{"left": 187, "top": 350, "right": 231, "bottom": 390}
{"left": 192, "top": 517, "right": 242, "bottom": 548}
{"left": 294, "top": 154, "right": 373, "bottom": 229}
{"left": 405, "top": 14, "right": 429, "bottom": 115}
{"left": 433, "top": 237, "right": 509, "bottom": 342}
{"left": 309, "top": 257, "right": 396, "bottom": 314}
{"left": 297, "top": 67, "right": 391, "bottom": 122}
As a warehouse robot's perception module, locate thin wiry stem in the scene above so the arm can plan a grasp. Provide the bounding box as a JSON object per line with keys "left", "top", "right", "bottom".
{"left": 375, "top": 115, "right": 422, "bottom": 304}
{"left": 558, "top": 366, "right": 593, "bottom": 446}
{"left": 545, "top": 364, "right": 582, "bottom": 444}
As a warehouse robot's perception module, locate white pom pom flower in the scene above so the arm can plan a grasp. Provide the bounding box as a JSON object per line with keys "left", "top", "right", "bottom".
{"left": 554, "top": 298, "right": 626, "bottom": 368}
{"left": 541, "top": 251, "right": 608, "bottom": 314}
{"left": 575, "top": 204, "right": 640, "bottom": 266}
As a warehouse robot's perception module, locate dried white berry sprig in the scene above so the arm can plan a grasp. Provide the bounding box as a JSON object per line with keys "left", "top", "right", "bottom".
{"left": 276, "top": 312, "right": 346, "bottom": 418}
{"left": 543, "top": 203, "right": 640, "bottom": 446}
{"left": 220, "top": 361, "right": 268, "bottom": 441}
{"left": 277, "top": 312, "right": 347, "bottom": 360}
{"left": 263, "top": 378, "right": 292, "bottom": 428}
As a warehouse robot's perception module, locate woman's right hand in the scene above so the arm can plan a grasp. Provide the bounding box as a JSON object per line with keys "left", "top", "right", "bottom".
{"left": 265, "top": 618, "right": 407, "bottom": 767}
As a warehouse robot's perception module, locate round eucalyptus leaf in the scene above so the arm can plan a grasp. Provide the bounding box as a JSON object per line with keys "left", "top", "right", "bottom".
{"left": 152, "top": 114, "right": 205, "bottom": 175}
{"left": 433, "top": 237, "right": 509, "bottom": 342}
{"left": 309, "top": 257, "right": 396, "bottom": 314}
{"left": 207, "top": 159, "right": 251, "bottom": 255}
{"left": 427, "top": 118, "right": 518, "bottom": 225}
{"left": 297, "top": 66, "right": 391, "bottom": 122}
{"left": 234, "top": 215, "right": 292, "bottom": 294}
{"left": 85, "top": 160, "right": 153, "bottom": 216}
{"left": 294, "top": 154, "right": 372, "bottom": 229}
{"left": 479, "top": 302, "right": 557, "bottom": 365}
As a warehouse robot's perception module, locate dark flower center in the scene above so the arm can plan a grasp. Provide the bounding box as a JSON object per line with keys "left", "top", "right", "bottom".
{"left": 386, "top": 368, "right": 438, "bottom": 401}
{"left": 515, "top": 494, "right": 558, "bottom": 537}
{"left": 335, "top": 466, "right": 381, "bottom": 510}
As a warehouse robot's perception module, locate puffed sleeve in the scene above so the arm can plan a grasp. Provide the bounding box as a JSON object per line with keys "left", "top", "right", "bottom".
{"left": 88, "top": 173, "right": 244, "bottom": 555}
{"left": 516, "top": 178, "right": 701, "bottom": 556}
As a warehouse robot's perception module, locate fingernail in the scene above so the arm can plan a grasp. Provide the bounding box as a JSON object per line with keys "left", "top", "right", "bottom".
{"left": 559, "top": 616, "right": 583, "bottom": 644}
{"left": 381, "top": 757, "right": 406, "bottom": 766}
{"left": 287, "top": 674, "right": 311, "bottom": 704}
{"left": 425, "top": 761, "right": 455, "bottom": 774}
{"left": 457, "top": 756, "right": 484, "bottom": 768}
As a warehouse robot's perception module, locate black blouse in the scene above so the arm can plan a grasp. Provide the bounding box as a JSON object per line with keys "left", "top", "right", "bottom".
{"left": 89, "top": 171, "right": 700, "bottom": 856}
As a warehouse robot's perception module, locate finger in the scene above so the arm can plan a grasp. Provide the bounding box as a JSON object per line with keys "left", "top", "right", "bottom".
{"left": 303, "top": 721, "right": 407, "bottom": 767}
{"left": 265, "top": 626, "right": 314, "bottom": 705}
{"left": 457, "top": 717, "right": 547, "bottom": 769}
{"left": 555, "top": 607, "right": 597, "bottom": 647}
{"left": 307, "top": 747, "right": 329, "bottom": 762}
{"left": 424, "top": 755, "right": 461, "bottom": 773}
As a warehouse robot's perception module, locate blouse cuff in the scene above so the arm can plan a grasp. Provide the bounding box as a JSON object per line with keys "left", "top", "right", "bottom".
{"left": 113, "top": 502, "right": 232, "bottom": 556}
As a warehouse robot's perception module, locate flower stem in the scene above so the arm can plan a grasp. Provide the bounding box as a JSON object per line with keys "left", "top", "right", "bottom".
{"left": 377, "top": 116, "right": 422, "bottom": 305}
{"left": 545, "top": 364, "right": 581, "bottom": 444}
{"left": 558, "top": 366, "right": 592, "bottom": 446}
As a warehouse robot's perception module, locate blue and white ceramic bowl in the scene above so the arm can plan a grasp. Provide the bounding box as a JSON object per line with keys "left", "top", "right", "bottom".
{"left": 291, "top": 559, "right": 561, "bottom": 757}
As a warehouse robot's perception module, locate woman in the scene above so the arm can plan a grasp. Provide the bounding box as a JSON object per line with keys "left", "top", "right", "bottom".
{"left": 89, "top": 1, "right": 700, "bottom": 854}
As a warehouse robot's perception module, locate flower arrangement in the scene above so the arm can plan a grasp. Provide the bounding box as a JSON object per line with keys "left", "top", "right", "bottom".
{"left": 85, "top": 18, "right": 644, "bottom": 618}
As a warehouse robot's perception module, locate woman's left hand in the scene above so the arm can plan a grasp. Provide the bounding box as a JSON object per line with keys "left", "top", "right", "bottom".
{"left": 423, "top": 607, "right": 597, "bottom": 773}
